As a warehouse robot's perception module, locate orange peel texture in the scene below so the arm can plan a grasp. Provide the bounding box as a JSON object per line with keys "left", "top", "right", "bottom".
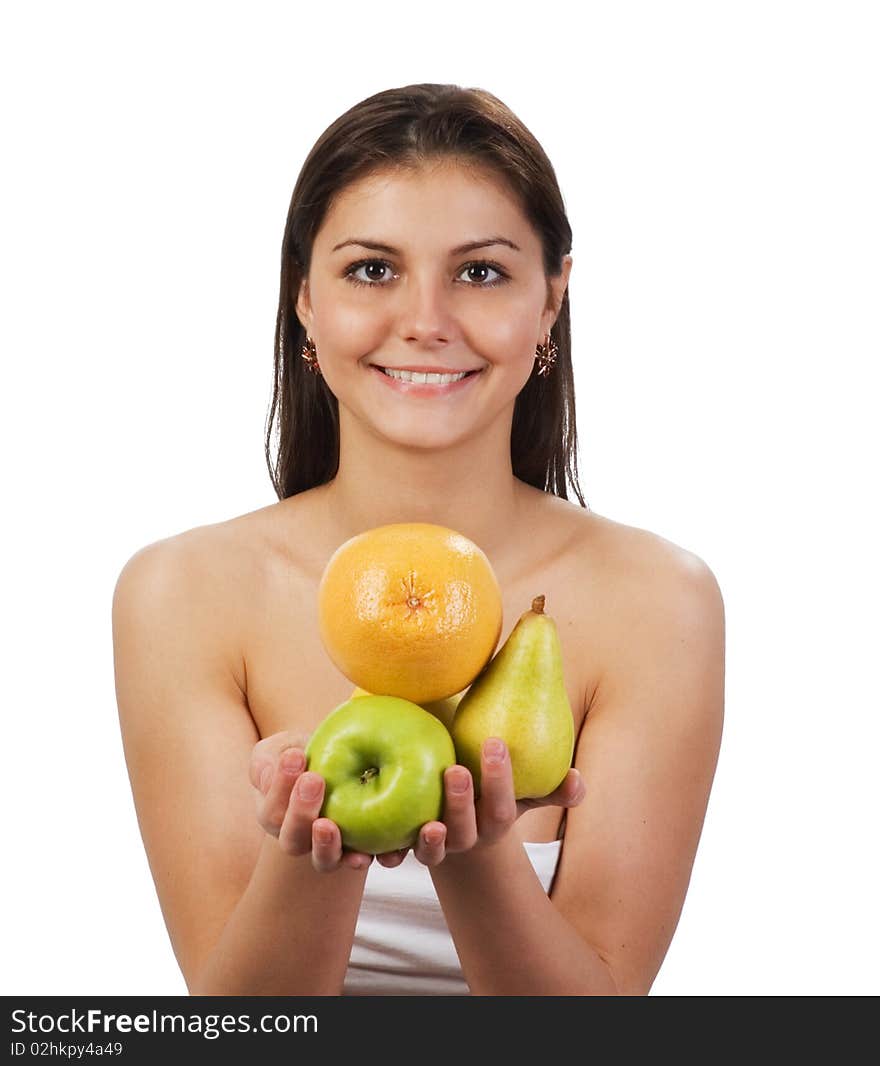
{"left": 318, "top": 523, "right": 503, "bottom": 704}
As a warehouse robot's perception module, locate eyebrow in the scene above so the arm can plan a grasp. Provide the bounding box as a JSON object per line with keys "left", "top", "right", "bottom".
{"left": 331, "top": 236, "right": 522, "bottom": 256}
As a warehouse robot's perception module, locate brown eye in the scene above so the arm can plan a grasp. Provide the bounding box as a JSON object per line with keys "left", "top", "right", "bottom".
{"left": 345, "top": 259, "right": 398, "bottom": 286}
{"left": 457, "top": 261, "right": 508, "bottom": 287}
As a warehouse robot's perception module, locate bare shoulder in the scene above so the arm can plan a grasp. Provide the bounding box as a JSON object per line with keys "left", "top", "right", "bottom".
{"left": 555, "top": 504, "right": 725, "bottom": 713}
{"left": 580, "top": 509, "right": 722, "bottom": 598}
{"left": 528, "top": 492, "right": 723, "bottom": 617}
{"left": 117, "top": 501, "right": 279, "bottom": 575}
{"left": 113, "top": 502, "right": 292, "bottom": 693}
{"left": 114, "top": 496, "right": 313, "bottom": 596}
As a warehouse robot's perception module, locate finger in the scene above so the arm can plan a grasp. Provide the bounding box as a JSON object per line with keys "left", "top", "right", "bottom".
{"left": 250, "top": 731, "right": 309, "bottom": 790}
{"left": 375, "top": 849, "right": 409, "bottom": 869}
{"left": 413, "top": 822, "right": 447, "bottom": 867}
{"left": 257, "top": 747, "right": 305, "bottom": 836}
{"left": 277, "top": 771, "right": 325, "bottom": 855}
{"left": 440, "top": 766, "right": 478, "bottom": 853}
{"left": 515, "top": 769, "right": 586, "bottom": 819}
{"left": 540, "top": 769, "right": 585, "bottom": 807}
{"left": 475, "top": 738, "right": 516, "bottom": 844}
{"left": 309, "top": 817, "right": 343, "bottom": 873}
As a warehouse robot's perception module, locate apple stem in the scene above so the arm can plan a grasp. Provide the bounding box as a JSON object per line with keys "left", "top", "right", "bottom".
{"left": 531, "top": 595, "right": 546, "bottom": 614}
{"left": 360, "top": 767, "right": 379, "bottom": 784}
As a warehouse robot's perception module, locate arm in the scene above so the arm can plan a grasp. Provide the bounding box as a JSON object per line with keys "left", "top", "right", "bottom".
{"left": 112, "top": 534, "right": 368, "bottom": 996}
{"left": 428, "top": 549, "right": 725, "bottom": 995}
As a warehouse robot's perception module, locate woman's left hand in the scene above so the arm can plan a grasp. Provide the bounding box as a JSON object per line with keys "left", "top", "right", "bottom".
{"left": 374, "top": 737, "right": 585, "bottom": 868}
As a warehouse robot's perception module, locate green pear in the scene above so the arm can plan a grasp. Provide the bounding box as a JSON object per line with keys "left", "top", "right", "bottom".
{"left": 450, "top": 595, "right": 574, "bottom": 799}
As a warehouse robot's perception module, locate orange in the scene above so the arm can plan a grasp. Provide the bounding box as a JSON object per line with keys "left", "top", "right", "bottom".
{"left": 318, "top": 523, "right": 503, "bottom": 704}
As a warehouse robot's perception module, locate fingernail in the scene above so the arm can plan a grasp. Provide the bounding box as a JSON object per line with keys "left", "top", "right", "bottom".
{"left": 484, "top": 738, "right": 505, "bottom": 764}
{"left": 425, "top": 830, "right": 444, "bottom": 847}
{"left": 315, "top": 825, "right": 333, "bottom": 846}
{"left": 282, "top": 750, "right": 305, "bottom": 775}
{"left": 448, "top": 770, "right": 470, "bottom": 794}
{"left": 259, "top": 765, "right": 274, "bottom": 793}
{"left": 298, "top": 773, "right": 322, "bottom": 801}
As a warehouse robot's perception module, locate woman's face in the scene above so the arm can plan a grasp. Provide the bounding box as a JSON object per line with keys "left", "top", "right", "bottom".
{"left": 296, "top": 159, "right": 571, "bottom": 451}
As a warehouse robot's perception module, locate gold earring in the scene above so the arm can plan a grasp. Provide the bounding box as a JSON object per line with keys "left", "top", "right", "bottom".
{"left": 535, "top": 332, "right": 558, "bottom": 376}
{"left": 301, "top": 335, "right": 321, "bottom": 375}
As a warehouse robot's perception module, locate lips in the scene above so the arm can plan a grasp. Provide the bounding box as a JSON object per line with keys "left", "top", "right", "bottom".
{"left": 370, "top": 364, "right": 483, "bottom": 395}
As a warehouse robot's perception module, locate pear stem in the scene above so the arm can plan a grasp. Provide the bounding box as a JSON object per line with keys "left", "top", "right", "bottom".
{"left": 531, "top": 595, "right": 546, "bottom": 614}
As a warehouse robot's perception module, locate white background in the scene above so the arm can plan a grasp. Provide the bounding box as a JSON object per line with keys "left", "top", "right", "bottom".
{"left": 2, "top": 1, "right": 877, "bottom": 996}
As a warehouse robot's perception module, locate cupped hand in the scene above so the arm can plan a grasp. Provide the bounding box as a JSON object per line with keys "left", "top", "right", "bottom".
{"left": 376, "top": 736, "right": 585, "bottom": 870}
{"left": 250, "top": 731, "right": 373, "bottom": 873}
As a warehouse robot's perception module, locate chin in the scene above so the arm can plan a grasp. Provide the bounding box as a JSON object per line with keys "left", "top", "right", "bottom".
{"left": 378, "top": 425, "right": 468, "bottom": 451}
{"left": 353, "top": 407, "right": 467, "bottom": 448}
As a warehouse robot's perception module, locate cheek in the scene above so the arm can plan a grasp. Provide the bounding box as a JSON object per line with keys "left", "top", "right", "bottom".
{"left": 320, "top": 305, "right": 386, "bottom": 352}
{"left": 310, "top": 281, "right": 386, "bottom": 352}
{"left": 468, "top": 306, "right": 539, "bottom": 364}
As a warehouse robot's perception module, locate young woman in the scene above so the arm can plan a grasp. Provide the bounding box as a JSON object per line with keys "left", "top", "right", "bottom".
{"left": 112, "top": 83, "right": 725, "bottom": 996}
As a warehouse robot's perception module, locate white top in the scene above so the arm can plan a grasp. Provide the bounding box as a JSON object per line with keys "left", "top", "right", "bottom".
{"left": 342, "top": 838, "right": 564, "bottom": 996}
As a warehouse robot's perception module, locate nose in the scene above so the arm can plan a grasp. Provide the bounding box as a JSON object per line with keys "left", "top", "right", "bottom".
{"left": 396, "top": 271, "right": 458, "bottom": 348}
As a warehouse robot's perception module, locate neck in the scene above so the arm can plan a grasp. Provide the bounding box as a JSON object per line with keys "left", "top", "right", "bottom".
{"left": 313, "top": 407, "right": 528, "bottom": 569}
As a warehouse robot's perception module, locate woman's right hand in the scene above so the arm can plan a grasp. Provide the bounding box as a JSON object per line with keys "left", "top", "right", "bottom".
{"left": 249, "top": 731, "right": 374, "bottom": 873}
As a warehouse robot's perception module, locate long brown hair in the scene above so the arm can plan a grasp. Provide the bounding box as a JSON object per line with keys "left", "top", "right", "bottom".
{"left": 265, "top": 83, "right": 588, "bottom": 509}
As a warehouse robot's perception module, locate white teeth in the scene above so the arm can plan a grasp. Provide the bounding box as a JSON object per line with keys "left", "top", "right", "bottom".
{"left": 381, "top": 368, "right": 470, "bottom": 384}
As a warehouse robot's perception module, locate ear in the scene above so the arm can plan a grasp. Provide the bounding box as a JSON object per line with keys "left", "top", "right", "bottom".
{"left": 294, "top": 276, "right": 313, "bottom": 333}
{"left": 541, "top": 254, "right": 573, "bottom": 336}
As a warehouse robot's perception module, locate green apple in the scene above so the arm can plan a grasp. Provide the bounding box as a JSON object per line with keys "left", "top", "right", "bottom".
{"left": 305, "top": 694, "right": 456, "bottom": 855}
